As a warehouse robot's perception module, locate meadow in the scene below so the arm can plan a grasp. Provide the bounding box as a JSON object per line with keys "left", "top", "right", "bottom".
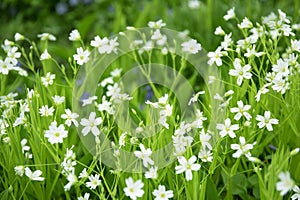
{"left": 0, "top": 0, "right": 300, "bottom": 199}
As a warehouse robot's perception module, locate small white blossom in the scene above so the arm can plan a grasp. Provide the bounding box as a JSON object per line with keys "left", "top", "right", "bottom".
{"left": 207, "top": 47, "right": 228, "bottom": 66}
{"left": 199, "top": 129, "right": 212, "bottom": 150}
{"left": 238, "top": 17, "right": 253, "bottom": 29}
{"left": 25, "top": 167, "right": 45, "bottom": 181}
{"left": 276, "top": 171, "right": 295, "bottom": 196}
{"left": 134, "top": 144, "right": 154, "bottom": 168}
{"left": 78, "top": 193, "right": 90, "bottom": 200}
{"left": 0, "top": 58, "right": 14, "bottom": 75}
{"left": 224, "top": 7, "right": 235, "bottom": 21}
{"left": 256, "top": 111, "right": 279, "bottom": 131}
{"left": 148, "top": 19, "right": 166, "bottom": 29}
{"left": 292, "top": 186, "right": 300, "bottom": 200}
{"left": 82, "top": 96, "right": 97, "bottom": 106}
{"left": 230, "top": 136, "right": 255, "bottom": 158}
{"left": 41, "top": 72, "right": 55, "bottom": 87}
{"left": 37, "top": 33, "right": 56, "bottom": 41}
{"left": 52, "top": 95, "right": 65, "bottom": 105}
{"left": 188, "top": 91, "right": 205, "bottom": 105}
{"left": 151, "top": 29, "right": 167, "bottom": 46}
{"left": 64, "top": 173, "right": 77, "bottom": 191}
{"left": 181, "top": 39, "right": 202, "bottom": 54}
{"left": 175, "top": 155, "right": 201, "bottom": 181}
{"left": 214, "top": 26, "right": 225, "bottom": 36}
{"left": 145, "top": 166, "right": 158, "bottom": 179}
{"left": 14, "top": 33, "right": 24, "bottom": 41}
{"left": 153, "top": 185, "right": 174, "bottom": 200}
{"left": 80, "top": 112, "right": 103, "bottom": 136}
{"left": 123, "top": 177, "right": 144, "bottom": 200}
{"left": 230, "top": 100, "right": 252, "bottom": 120}
{"left": 79, "top": 168, "right": 88, "bottom": 179}
{"left": 86, "top": 174, "right": 101, "bottom": 190}
{"left": 39, "top": 105, "right": 55, "bottom": 117}
{"left": 272, "top": 58, "right": 290, "bottom": 78}
{"left": 69, "top": 29, "right": 81, "bottom": 41}
{"left": 73, "top": 47, "right": 90, "bottom": 65}
{"left": 198, "top": 148, "right": 213, "bottom": 162}
{"left": 229, "top": 58, "right": 252, "bottom": 86}
{"left": 216, "top": 118, "right": 239, "bottom": 138}
{"left": 14, "top": 165, "right": 25, "bottom": 176}
{"left": 61, "top": 109, "right": 79, "bottom": 127}
{"left": 45, "top": 121, "right": 68, "bottom": 144}
{"left": 40, "top": 49, "right": 51, "bottom": 60}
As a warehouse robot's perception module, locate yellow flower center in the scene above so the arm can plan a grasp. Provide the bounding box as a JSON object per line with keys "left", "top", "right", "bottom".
{"left": 54, "top": 132, "right": 60, "bottom": 137}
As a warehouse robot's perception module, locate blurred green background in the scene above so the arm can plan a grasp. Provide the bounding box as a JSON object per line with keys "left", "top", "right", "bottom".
{"left": 1, "top": 0, "right": 299, "bottom": 55}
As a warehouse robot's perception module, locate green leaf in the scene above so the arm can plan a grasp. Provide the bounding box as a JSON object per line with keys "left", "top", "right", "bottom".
{"left": 0, "top": 189, "right": 11, "bottom": 200}
{"left": 232, "top": 173, "right": 248, "bottom": 199}
{"left": 206, "top": 177, "right": 219, "bottom": 200}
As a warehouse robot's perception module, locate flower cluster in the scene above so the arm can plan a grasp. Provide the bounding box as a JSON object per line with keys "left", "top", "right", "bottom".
{"left": 0, "top": 9, "right": 299, "bottom": 200}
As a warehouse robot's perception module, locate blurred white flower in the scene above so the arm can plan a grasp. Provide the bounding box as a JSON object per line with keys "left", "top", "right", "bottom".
{"left": 198, "top": 148, "right": 213, "bottom": 162}
{"left": 37, "top": 33, "right": 56, "bottom": 41}
{"left": 95, "top": 96, "right": 114, "bottom": 115}
{"left": 45, "top": 121, "right": 68, "bottom": 144}
{"left": 255, "top": 83, "right": 271, "bottom": 102}
{"left": 123, "top": 177, "right": 144, "bottom": 200}
{"left": 229, "top": 58, "right": 252, "bottom": 86}
{"left": 151, "top": 29, "right": 167, "bottom": 46}
{"left": 276, "top": 171, "right": 294, "bottom": 196}
{"left": 14, "top": 33, "right": 24, "bottom": 41}
{"left": 7, "top": 47, "right": 21, "bottom": 65}
{"left": 52, "top": 95, "right": 65, "bottom": 105}
{"left": 61, "top": 109, "right": 79, "bottom": 127}
{"left": 80, "top": 112, "right": 102, "bottom": 137}
{"left": 175, "top": 155, "right": 200, "bottom": 181}
{"left": 0, "top": 58, "right": 14, "bottom": 75}
{"left": 39, "top": 105, "right": 55, "bottom": 117}
{"left": 64, "top": 172, "right": 77, "bottom": 191}
{"left": 40, "top": 49, "right": 51, "bottom": 60}
{"left": 292, "top": 186, "right": 300, "bottom": 200}
{"left": 272, "top": 58, "right": 290, "bottom": 78}
{"left": 230, "top": 100, "right": 252, "bottom": 121}
{"left": 21, "top": 138, "right": 30, "bottom": 154}
{"left": 188, "top": 91, "right": 205, "bottom": 105}
{"left": 145, "top": 166, "right": 158, "bottom": 179}
{"left": 216, "top": 118, "right": 239, "bottom": 138}
{"left": 134, "top": 144, "right": 154, "bottom": 168}
{"left": 148, "top": 19, "right": 166, "bottom": 29}
{"left": 238, "top": 17, "right": 253, "bottom": 29}
{"left": 25, "top": 167, "right": 45, "bottom": 181}
{"left": 153, "top": 185, "right": 174, "bottom": 200}
{"left": 110, "top": 68, "right": 122, "bottom": 77}
{"left": 214, "top": 26, "right": 225, "bottom": 36}
{"left": 14, "top": 165, "right": 25, "bottom": 176}
{"left": 90, "top": 35, "right": 109, "bottom": 54}
{"left": 78, "top": 193, "right": 90, "bottom": 200}
{"left": 86, "top": 174, "right": 101, "bottom": 190}
{"left": 230, "top": 136, "right": 255, "bottom": 158}
{"left": 73, "top": 47, "right": 90, "bottom": 65}
{"left": 207, "top": 47, "right": 228, "bottom": 66}
{"left": 256, "top": 111, "right": 279, "bottom": 131}
{"left": 199, "top": 129, "right": 212, "bottom": 150}
{"left": 41, "top": 72, "right": 55, "bottom": 87}
{"left": 68, "top": 29, "right": 81, "bottom": 41}
{"left": 181, "top": 39, "right": 202, "bottom": 54}
{"left": 272, "top": 77, "right": 289, "bottom": 94}
{"left": 79, "top": 168, "right": 88, "bottom": 179}
{"left": 82, "top": 96, "right": 97, "bottom": 106}
{"left": 224, "top": 7, "right": 235, "bottom": 21}
{"left": 188, "top": 0, "right": 200, "bottom": 9}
